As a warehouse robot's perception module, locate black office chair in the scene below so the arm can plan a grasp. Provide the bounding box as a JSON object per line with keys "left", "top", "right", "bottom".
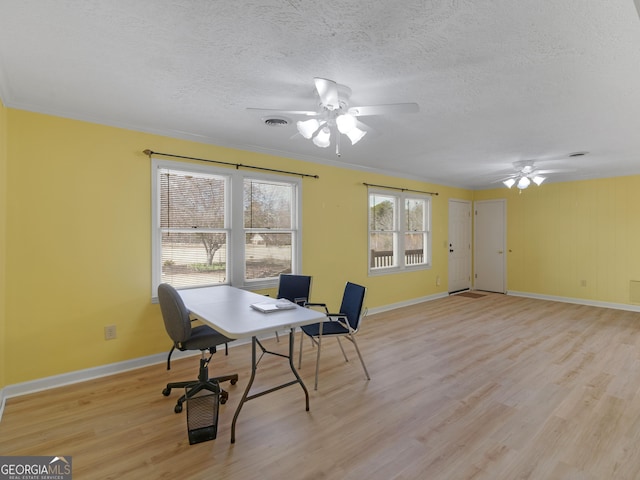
{"left": 158, "top": 283, "right": 239, "bottom": 413}
{"left": 272, "top": 274, "right": 312, "bottom": 342}
{"left": 298, "top": 281, "right": 370, "bottom": 390}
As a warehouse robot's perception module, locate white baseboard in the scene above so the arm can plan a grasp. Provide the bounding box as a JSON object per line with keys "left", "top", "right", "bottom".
{"left": 0, "top": 350, "right": 190, "bottom": 421}
{"left": 0, "top": 336, "right": 252, "bottom": 422}
{"left": 366, "top": 291, "right": 449, "bottom": 316}
{"left": 507, "top": 290, "right": 640, "bottom": 313}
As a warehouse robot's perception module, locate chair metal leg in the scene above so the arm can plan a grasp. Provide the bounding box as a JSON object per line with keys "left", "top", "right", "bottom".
{"left": 348, "top": 334, "right": 370, "bottom": 380}
{"left": 313, "top": 323, "right": 324, "bottom": 390}
{"left": 299, "top": 326, "right": 369, "bottom": 390}
{"left": 335, "top": 336, "right": 349, "bottom": 362}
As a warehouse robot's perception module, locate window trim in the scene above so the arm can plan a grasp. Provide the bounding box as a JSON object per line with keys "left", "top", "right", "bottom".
{"left": 367, "top": 187, "right": 431, "bottom": 276}
{"left": 151, "top": 158, "right": 302, "bottom": 297}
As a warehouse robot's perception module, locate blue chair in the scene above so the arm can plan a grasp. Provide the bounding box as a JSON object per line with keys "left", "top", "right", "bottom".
{"left": 277, "top": 274, "right": 312, "bottom": 306}
{"left": 272, "top": 274, "right": 312, "bottom": 342}
{"left": 298, "top": 282, "right": 370, "bottom": 390}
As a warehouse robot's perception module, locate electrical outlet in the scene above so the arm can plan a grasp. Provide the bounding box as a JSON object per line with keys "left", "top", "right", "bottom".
{"left": 104, "top": 325, "right": 117, "bottom": 340}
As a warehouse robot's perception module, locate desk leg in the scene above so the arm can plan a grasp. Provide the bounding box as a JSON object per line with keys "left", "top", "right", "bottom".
{"left": 288, "top": 327, "right": 310, "bottom": 411}
{"left": 230, "top": 336, "right": 257, "bottom": 444}
{"left": 230, "top": 330, "right": 310, "bottom": 443}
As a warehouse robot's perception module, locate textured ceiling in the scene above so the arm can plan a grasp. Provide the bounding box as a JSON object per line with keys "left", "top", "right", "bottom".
{"left": 1, "top": 0, "right": 640, "bottom": 189}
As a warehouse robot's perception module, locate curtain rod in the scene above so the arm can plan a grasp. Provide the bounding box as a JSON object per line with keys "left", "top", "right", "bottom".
{"left": 143, "top": 149, "right": 319, "bottom": 179}
{"left": 363, "top": 182, "right": 439, "bottom": 196}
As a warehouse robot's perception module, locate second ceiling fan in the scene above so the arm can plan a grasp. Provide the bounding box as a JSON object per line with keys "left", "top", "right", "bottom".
{"left": 248, "top": 77, "right": 419, "bottom": 156}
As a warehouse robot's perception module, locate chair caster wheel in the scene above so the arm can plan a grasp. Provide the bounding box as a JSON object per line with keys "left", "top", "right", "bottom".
{"left": 230, "top": 379, "right": 238, "bottom": 385}
{"left": 162, "top": 387, "right": 171, "bottom": 396}
{"left": 174, "top": 403, "right": 183, "bottom": 414}
{"left": 220, "top": 391, "right": 228, "bottom": 405}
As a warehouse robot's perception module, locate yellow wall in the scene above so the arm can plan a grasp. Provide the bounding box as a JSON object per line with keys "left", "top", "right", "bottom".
{"left": 0, "top": 98, "right": 7, "bottom": 390}
{"left": 3, "top": 109, "right": 466, "bottom": 385}
{"left": 4, "top": 106, "right": 638, "bottom": 388}
{"left": 474, "top": 177, "right": 640, "bottom": 304}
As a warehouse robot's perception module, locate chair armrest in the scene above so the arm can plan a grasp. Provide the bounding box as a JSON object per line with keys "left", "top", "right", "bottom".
{"left": 326, "top": 313, "right": 352, "bottom": 331}
{"left": 305, "top": 302, "right": 329, "bottom": 314}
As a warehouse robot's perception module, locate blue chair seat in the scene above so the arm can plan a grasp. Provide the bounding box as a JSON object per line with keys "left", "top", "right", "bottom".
{"left": 300, "top": 320, "right": 349, "bottom": 337}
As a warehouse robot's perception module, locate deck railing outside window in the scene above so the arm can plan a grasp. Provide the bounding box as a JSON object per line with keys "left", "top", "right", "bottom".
{"left": 371, "top": 249, "right": 424, "bottom": 268}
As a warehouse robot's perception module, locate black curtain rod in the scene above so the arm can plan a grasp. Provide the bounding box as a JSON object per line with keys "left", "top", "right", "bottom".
{"left": 363, "top": 182, "right": 439, "bottom": 196}
{"left": 143, "top": 149, "right": 319, "bottom": 179}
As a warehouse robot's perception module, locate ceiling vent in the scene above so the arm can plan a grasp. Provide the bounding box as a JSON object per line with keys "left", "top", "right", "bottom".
{"left": 263, "top": 117, "right": 289, "bottom": 127}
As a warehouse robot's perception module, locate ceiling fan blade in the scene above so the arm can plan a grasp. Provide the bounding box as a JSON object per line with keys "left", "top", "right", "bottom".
{"left": 348, "top": 103, "right": 419, "bottom": 116}
{"left": 314, "top": 77, "right": 339, "bottom": 110}
{"left": 356, "top": 119, "right": 371, "bottom": 131}
{"left": 246, "top": 107, "right": 318, "bottom": 117}
{"left": 534, "top": 168, "right": 574, "bottom": 174}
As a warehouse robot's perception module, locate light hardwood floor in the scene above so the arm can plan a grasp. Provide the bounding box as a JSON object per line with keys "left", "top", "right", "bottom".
{"left": 2, "top": 293, "right": 640, "bottom": 479}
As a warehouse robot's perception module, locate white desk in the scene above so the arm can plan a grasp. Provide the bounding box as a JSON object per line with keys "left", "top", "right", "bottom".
{"left": 178, "top": 285, "right": 325, "bottom": 443}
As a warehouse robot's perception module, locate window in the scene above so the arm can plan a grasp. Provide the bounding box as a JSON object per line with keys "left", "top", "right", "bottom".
{"left": 368, "top": 189, "right": 430, "bottom": 274}
{"left": 243, "top": 179, "right": 297, "bottom": 282}
{"left": 152, "top": 159, "right": 301, "bottom": 295}
{"left": 157, "top": 166, "right": 229, "bottom": 289}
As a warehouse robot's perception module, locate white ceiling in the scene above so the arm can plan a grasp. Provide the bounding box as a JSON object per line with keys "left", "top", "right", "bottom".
{"left": 1, "top": 0, "right": 640, "bottom": 189}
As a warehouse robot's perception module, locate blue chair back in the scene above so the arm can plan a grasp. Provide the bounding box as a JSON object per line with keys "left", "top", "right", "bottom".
{"left": 339, "top": 282, "right": 366, "bottom": 331}
{"left": 277, "top": 274, "right": 312, "bottom": 305}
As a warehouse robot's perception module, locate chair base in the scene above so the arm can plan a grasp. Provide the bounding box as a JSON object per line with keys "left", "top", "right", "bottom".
{"left": 162, "top": 358, "right": 238, "bottom": 413}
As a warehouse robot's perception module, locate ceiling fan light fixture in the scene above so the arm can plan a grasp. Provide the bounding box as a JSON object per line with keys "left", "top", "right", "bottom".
{"left": 517, "top": 176, "right": 531, "bottom": 189}
{"left": 312, "top": 127, "right": 331, "bottom": 148}
{"left": 532, "top": 175, "right": 546, "bottom": 186}
{"left": 296, "top": 119, "right": 320, "bottom": 139}
{"left": 336, "top": 113, "right": 357, "bottom": 134}
{"left": 503, "top": 178, "right": 516, "bottom": 189}
{"left": 345, "top": 127, "right": 366, "bottom": 145}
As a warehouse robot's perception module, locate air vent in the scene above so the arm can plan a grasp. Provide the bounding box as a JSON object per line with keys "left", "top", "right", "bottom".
{"left": 263, "top": 117, "right": 289, "bottom": 127}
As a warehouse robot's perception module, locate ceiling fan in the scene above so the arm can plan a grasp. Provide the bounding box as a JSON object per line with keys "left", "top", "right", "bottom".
{"left": 247, "top": 77, "right": 419, "bottom": 156}
{"left": 498, "top": 159, "right": 572, "bottom": 190}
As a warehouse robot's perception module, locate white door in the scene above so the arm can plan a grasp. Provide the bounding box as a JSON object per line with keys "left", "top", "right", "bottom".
{"left": 474, "top": 199, "right": 506, "bottom": 293}
{"left": 448, "top": 199, "right": 472, "bottom": 293}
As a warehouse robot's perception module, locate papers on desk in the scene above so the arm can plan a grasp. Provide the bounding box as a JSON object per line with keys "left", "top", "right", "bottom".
{"left": 250, "top": 299, "right": 297, "bottom": 313}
